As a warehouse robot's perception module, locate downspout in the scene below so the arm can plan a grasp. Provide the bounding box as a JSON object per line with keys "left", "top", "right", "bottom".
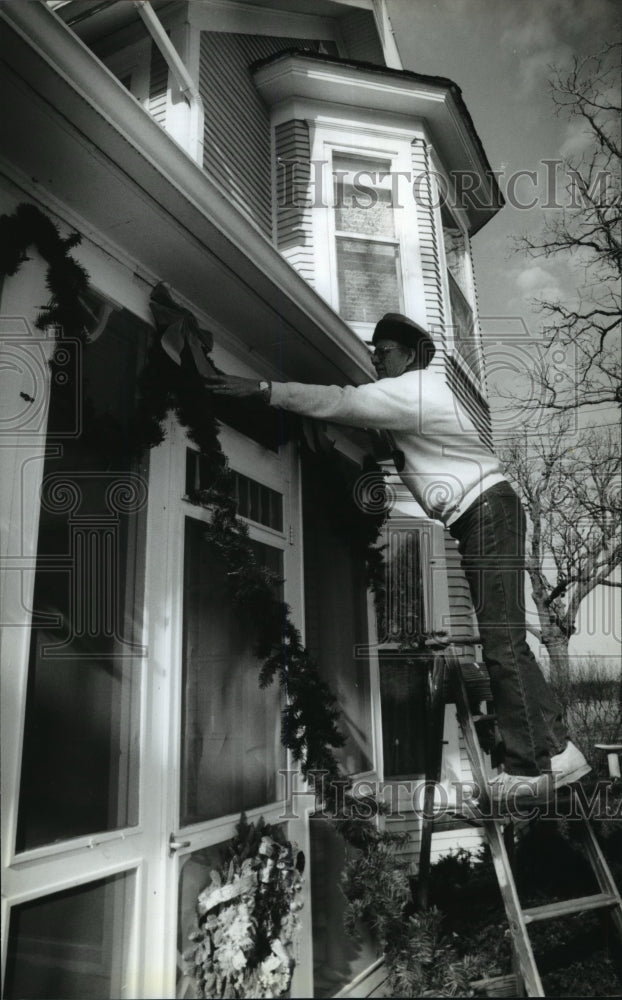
{"left": 133, "top": 0, "right": 204, "bottom": 165}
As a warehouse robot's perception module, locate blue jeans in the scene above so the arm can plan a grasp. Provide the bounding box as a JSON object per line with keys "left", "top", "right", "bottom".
{"left": 449, "top": 481, "right": 568, "bottom": 775}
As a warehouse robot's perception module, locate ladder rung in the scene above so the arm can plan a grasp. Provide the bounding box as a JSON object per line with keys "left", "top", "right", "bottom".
{"left": 472, "top": 713, "right": 497, "bottom": 723}
{"left": 522, "top": 892, "right": 619, "bottom": 924}
{"left": 471, "top": 973, "right": 518, "bottom": 997}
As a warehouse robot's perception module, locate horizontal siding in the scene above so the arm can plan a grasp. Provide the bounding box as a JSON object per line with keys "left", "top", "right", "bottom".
{"left": 339, "top": 10, "right": 385, "bottom": 65}
{"left": 411, "top": 139, "right": 446, "bottom": 375}
{"left": 385, "top": 808, "right": 485, "bottom": 872}
{"left": 275, "top": 119, "right": 315, "bottom": 285}
{"left": 199, "top": 33, "right": 320, "bottom": 237}
{"left": 411, "top": 139, "right": 445, "bottom": 335}
{"left": 445, "top": 355, "right": 494, "bottom": 450}
{"left": 148, "top": 41, "right": 168, "bottom": 126}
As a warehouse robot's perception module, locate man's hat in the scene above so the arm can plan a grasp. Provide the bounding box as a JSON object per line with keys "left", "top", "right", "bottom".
{"left": 370, "top": 313, "right": 436, "bottom": 364}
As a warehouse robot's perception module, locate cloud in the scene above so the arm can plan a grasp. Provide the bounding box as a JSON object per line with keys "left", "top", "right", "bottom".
{"left": 558, "top": 117, "right": 596, "bottom": 159}
{"left": 498, "top": 0, "right": 617, "bottom": 95}
{"left": 515, "top": 264, "right": 563, "bottom": 302}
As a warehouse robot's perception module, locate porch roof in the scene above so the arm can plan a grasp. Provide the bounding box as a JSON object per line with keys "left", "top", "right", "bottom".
{"left": 0, "top": 1, "right": 375, "bottom": 387}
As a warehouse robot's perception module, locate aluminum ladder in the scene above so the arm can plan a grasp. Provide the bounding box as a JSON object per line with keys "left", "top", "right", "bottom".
{"left": 416, "top": 644, "right": 622, "bottom": 997}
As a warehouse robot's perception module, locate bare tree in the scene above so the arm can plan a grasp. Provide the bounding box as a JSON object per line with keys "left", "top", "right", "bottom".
{"left": 501, "top": 421, "right": 621, "bottom": 682}
{"left": 516, "top": 41, "right": 621, "bottom": 412}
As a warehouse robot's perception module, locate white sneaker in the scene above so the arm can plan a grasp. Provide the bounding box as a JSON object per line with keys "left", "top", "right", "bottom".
{"left": 486, "top": 771, "right": 552, "bottom": 812}
{"left": 550, "top": 740, "right": 592, "bottom": 789}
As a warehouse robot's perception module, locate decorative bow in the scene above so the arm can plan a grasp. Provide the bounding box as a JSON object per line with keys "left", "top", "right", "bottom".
{"left": 149, "top": 282, "right": 217, "bottom": 378}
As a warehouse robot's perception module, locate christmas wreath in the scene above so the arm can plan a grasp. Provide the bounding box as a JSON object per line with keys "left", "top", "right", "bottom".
{"left": 182, "top": 816, "right": 305, "bottom": 999}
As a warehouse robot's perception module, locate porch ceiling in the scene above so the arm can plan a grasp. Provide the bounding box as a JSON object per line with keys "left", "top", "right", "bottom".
{"left": 0, "top": 2, "right": 374, "bottom": 387}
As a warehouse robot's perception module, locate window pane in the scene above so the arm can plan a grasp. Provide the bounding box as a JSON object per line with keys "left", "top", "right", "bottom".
{"left": 442, "top": 207, "right": 471, "bottom": 298}
{"left": 16, "top": 308, "right": 149, "bottom": 851}
{"left": 310, "top": 819, "right": 380, "bottom": 998}
{"left": 302, "top": 454, "right": 373, "bottom": 775}
{"left": 185, "top": 453, "right": 284, "bottom": 533}
{"left": 379, "top": 655, "right": 428, "bottom": 778}
{"left": 447, "top": 271, "right": 482, "bottom": 379}
{"left": 4, "top": 871, "right": 134, "bottom": 1000}
{"left": 333, "top": 154, "right": 395, "bottom": 237}
{"left": 181, "top": 519, "right": 284, "bottom": 825}
{"left": 336, "top": 237, "right": 402, "bottom": 324}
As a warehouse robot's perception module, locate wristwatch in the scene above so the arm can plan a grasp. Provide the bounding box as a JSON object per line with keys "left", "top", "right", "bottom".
{"left": 258, "top": 379, "right": 271, "bottom": 400}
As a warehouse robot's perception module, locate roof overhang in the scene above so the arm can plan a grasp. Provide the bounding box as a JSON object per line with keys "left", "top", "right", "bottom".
{"left": 253, "top": 51, "right": 503, "bottom": 234}
{"left": 0, "top": 1, "right": 374, "bottom": 386}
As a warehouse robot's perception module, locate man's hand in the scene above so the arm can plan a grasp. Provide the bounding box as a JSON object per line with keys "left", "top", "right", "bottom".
{"left": 203, "top": 375, "right": 268, "bottom": 399}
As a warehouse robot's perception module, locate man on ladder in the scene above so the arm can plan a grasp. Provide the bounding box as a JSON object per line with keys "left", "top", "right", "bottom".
{"left": 204, "top": 311, "right": 590, "bottom": 807}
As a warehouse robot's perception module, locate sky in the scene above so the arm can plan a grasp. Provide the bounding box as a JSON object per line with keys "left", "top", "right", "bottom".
{"left": 388, "top": 0, "right": 620, "bottom": 663}
{"left": 388, "top": 0, "right": 618, "bottom": 421}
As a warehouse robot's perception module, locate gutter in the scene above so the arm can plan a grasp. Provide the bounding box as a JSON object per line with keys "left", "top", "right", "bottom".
{"left": 133, "top": 0, "right": 204, "bottom": 164}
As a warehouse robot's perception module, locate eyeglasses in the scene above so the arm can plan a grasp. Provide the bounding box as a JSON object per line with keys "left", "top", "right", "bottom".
{"left": 372, "top": 346, "right": 402, "bottom": 362}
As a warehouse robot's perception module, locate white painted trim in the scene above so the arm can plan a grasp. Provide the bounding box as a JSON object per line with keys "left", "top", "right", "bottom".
{"left": 272, "top": 98, "right": 428, "bottom": 139}
{"left": 187, "top": 0, "right": 339, "bottom": 41}
{"left": 371, "top": 0, "right": 402, "bottom": 70}
{"left": 308, "top": 124, "right": 427, "bottom": 330}
{"left": 287, "top": 801, "right": 315, "bottom": 999}
{"left": 330, "top": 0, "right": 374, "bottom": 8}
{"left": 333, "top": 956, "right": 387, "bottom": 998}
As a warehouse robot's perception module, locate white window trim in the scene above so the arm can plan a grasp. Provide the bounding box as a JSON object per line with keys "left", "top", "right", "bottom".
{"left": 309, "top": 121, "right": 427, "bottom": 345}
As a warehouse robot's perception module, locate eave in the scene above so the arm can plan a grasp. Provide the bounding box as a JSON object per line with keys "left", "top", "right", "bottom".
{"left": 0, "top": 1, "right": 374, "bottom": 387}
{"left": 253, "top": 50, "right": 504, "bottom": 235}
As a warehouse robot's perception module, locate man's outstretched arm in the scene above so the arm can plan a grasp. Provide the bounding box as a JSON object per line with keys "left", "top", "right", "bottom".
{"left": 203, "top": 374, "right": 418, "bottom": 431}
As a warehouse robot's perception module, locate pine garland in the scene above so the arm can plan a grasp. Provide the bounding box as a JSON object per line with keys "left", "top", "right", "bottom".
{"left": 0, "top": 202, "right": 91, "bottom": 340}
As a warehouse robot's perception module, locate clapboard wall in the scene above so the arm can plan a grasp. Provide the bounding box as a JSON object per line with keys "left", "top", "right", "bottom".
{"left": 275, "top": 119, "right": 315, "bottom": 286}
{"left": 198, "top": 33, "right": 323, "bottom": 237}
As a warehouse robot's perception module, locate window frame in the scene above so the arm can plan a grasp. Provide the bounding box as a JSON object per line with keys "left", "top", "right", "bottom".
{"left": 331, "top": 150, "right": 405, "bottom": 325}
{"left": 309, "top": 120, "right": 427, "bottom": 344}
{"left": 173, "top": 421, "right": 293, "bottom": 834}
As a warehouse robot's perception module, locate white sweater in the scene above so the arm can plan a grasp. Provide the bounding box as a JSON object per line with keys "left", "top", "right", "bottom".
{"left": 270, "top": 369, "right": 506, "bottom": 525}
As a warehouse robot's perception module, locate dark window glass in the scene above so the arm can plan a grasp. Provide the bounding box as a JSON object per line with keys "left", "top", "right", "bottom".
{"left": 310, "top": 819, "right": 380, "bottom": 998}
{"left": 336, "top": 237, "right": 402, "bottom": 323}
{"left": 302, "top": 453, "right": 373, "bottom": 774}
{"left": 379, "top": 654, "right": 427, "bottom": 778}
{"left": 186, "top": 451, "right": 283, "bottom": 532}
{"left": 4, "top": 871, "right": 134, "bottom": 1000}
{"left": 16, "top": 308, "right": 149, "bottom": 851}
{"left": 180, "top": 519, "right": 284, "bottom": 825}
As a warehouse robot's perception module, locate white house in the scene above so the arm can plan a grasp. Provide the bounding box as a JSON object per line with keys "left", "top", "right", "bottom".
{"left": 0, "top": 2, "right": 503, "bottom": 997}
